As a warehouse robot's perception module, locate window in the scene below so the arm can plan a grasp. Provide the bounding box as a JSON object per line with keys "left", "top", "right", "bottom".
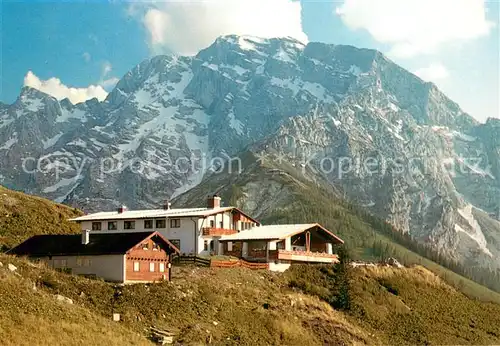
{"left": 149, "top": 263, "right": 155, "bottom": 272}
{"left": 124, "top": 221, "right": 135, "bottom": 230}
{"left": 60, "top": 259, "right": 67, "bottom": 267}
{"left": 92, "top": 222, "right": 101, "bottom": 231}
{"left": 108, "top": 221, "right": 117, "bottom": 230}
{"left": 152, "top": 243, "right": 160, "bottom": 251}
{"left": 170, "top": 239, "right": 181, "bottom": 251}
{"left": 210, "top": 220, "right": 214, "bottom": 228}
{"left": 76, "top": 258, "right": 83, "bottom": 266}
{"left": 155, "top": 219, "right": 166, "bottom": 229}
{"left": 219, "top": 221, "right": 223, "bottom": 229}
{"left": 159, "top": 263, "right": 165, "bottom": 273}
{"left": 141, "top": 242, "right": 149, "bottom": 250}
{"left": 204, "top": 240, "right": 209, "bottom": 251}
{"left": 84, "top": 259, "right": 92, "bottom": 267}
{"left": 133, "top": 262, "right": 140, "bottom": 272}
{"left": 144, "top": 219, "right": 153, "bottom": 229}
{"left": 170, "top": 218, "right": 180, "bottom": 228}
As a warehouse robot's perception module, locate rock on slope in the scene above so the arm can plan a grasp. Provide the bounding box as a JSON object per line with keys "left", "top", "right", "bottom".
{"left": 0, "top": 35, "right": 499, "bottom": 269}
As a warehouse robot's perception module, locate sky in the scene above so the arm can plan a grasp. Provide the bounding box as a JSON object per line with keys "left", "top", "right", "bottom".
{"left": 1, "top": 0, "right": 498, "bottom": 122}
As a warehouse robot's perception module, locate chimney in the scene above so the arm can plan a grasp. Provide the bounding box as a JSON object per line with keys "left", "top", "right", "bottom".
{"left": 163, "top": 200, "right": 172, "bottom": 210}
{"left": 117, "top": 205, "right": 128, "bottom": 213}
{"left": 82, "top": 229, "right": 90, "bottom": 245}
{"left": 207, "top": 194, "right": 221, "bottom": 209}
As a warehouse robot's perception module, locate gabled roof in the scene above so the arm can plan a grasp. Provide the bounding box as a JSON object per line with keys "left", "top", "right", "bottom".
{"left": 219, "top": 223, "right": 344, "bottom": 244}
{"left": 69, "top": 206, "right": 260, "bottom": 224}
{"left": 8, "top": 231, "right": 180, "bottom": 257}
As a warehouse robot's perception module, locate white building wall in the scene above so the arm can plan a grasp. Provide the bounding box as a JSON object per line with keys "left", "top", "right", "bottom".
{"left": 76, "top": 209, "right": 236, "bottom": 256}
{"left": 203, "top": 211, "right": 233, "bottom": 229}
{"left": 158, "top": 218, "right": 197, "bottom": 255}
{"left": 41, "top": 254, "right": 125, "bottom": 282}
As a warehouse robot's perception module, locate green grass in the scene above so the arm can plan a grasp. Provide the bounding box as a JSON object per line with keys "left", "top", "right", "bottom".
{"left": 0, "top": 185, "right": 82, "bottom": 250}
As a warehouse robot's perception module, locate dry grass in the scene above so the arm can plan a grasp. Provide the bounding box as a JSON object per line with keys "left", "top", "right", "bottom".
{"left": 349, "top": 265, "right": 500, "bottom": 345}
{"left": 0, "top": 265, "right": 150, "bottom": 346}
{"left": 0, "top": 186, "right": 82, "bottom": 249}
{"left": 0, "top": 254, "right": 376, "bottom": 345}
{"left": 3, "top": 253, "right": 500, "bottom": 345}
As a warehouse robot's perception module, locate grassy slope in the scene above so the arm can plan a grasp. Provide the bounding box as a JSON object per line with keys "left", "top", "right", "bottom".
{"left": 1, "top": 253, "right": 500, "bottom": 345}
{"left": 0, "top": 185, "right": 82, "bottom": 249}
{"left": 286, "top": 264, "right": 500, "bottom": 345}
{"left": 0, "top": 254, "right": 372, "bottom": 346}
{"left": 0, "top": 256, "right": 150, "bottom": 345}
{"left": 175, "top": 151, "right": 500, "bottom": 304}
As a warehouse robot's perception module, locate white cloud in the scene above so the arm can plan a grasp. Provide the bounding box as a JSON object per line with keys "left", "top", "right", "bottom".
{"left": 136, "top": 0, "right": 307, "bottom": 55}
{"left": 102, "top": 61, "right": 113, "bottom": 76}
{"left": 336, "top": 0, "right": 495, "bottom": 58}
{"left": 414, "top": 63, "right": 449, "bottom": 82}
{"left": 24, "top": 71, "right": 108, "bottom": 104}
{"left": 82, "top": 52, "right": 91, "bottom": 62}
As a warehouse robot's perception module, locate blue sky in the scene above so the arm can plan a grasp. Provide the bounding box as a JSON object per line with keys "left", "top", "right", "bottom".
{"left": 1, "top": 0, "right": 498, "bottom": 121}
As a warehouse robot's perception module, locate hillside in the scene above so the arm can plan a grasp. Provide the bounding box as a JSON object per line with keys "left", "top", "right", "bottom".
{"left": 0, "top": 255, "right": 150, "bottom": 345}
{"left": 0, "top": 185, "right": 82, "bottom": 250}
{"left": 1, "top": 253, "right": 500, "bottom": 345}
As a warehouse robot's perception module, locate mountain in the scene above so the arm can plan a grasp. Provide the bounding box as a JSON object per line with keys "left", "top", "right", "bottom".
{"left": 0, "top": 35, "right": 499, "bottom": 271}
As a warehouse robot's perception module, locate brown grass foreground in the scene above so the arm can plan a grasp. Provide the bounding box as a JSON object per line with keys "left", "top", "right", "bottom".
{"left": 1, "top": 253, "right": 500, "bottom": 345}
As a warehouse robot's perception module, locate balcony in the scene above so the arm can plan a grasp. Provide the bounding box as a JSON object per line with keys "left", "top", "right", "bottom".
{"left": 202, "top": 227, "right": 238, "bottom": 236}
{"left": 277, "top": 250, "right": 339, "bottom": 264}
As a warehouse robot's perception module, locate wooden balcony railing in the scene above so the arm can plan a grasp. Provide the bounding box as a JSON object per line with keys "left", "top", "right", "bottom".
{"left": 202, "top": 227, "right": 238, "bottom": 236}
{"left": 277, "top": 249, "right": 339, "bottom": 263}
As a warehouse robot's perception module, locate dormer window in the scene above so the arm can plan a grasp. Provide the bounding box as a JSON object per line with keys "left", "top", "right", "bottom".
{"left": 142, "top": 242, "right": 149, "bottom": 250}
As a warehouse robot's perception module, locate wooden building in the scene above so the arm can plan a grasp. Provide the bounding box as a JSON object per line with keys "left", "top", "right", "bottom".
{"left": 9, "top": 230, "right": 179, "bottom": 283}
{"left": 219, "top": 223, "right": 344, "bottom": 271}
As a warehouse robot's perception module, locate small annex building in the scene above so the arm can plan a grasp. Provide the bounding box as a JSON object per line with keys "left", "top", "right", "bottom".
{"left": 219, "top": 223, "right": 344, "bottom": 271}
{"left": 8, "top": 230, "right": 179, "bottom": 283}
